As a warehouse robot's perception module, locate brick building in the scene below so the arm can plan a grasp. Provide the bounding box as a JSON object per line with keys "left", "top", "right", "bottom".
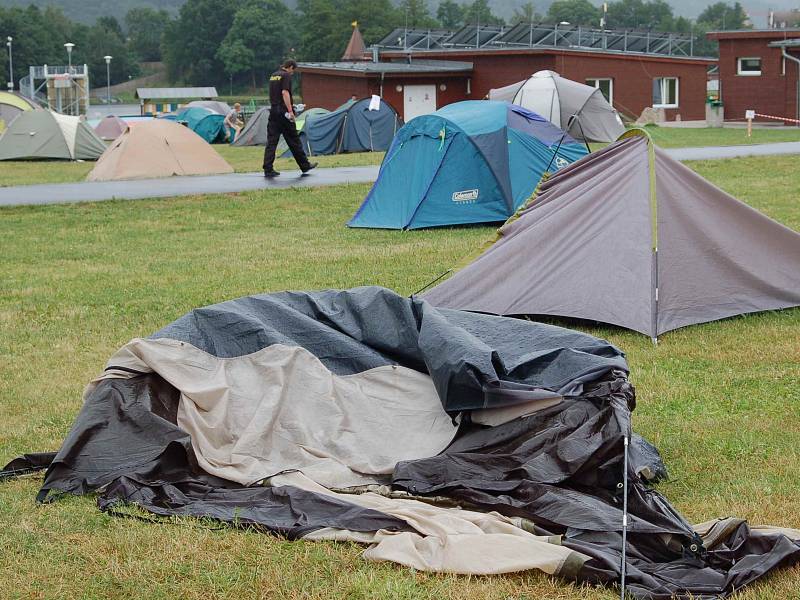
{"left": 299, "top": 24, "right": 716, "bottom": 123}
{"left": 707, "top": 29, "right": 800, "bottom": 123}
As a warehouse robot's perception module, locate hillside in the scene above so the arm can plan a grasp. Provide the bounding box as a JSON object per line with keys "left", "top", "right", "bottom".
{"left": 0, "top": 0, "right": 796, "bottom": 27}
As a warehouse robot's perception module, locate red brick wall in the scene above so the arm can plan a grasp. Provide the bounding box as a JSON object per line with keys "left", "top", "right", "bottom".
{"left": 716, "top": 38, "right": 800, "bottom": 122}
{"left": 298, "top": 73, "right": 371, "bottom": 110}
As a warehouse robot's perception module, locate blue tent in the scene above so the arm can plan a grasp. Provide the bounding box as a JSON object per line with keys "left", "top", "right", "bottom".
{"left": 348, "top": 101, "right": 589, "bottom": 230}
{"left": 160, "top": 106, "right": 226, "bottom": 144}
{"left": 304, "top": 98, "right": 401, "bottom": 155}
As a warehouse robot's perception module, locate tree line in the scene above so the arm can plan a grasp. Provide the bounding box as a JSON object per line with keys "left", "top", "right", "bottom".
{"left": 1, "top": 0, "right": 752, "bottom": 93}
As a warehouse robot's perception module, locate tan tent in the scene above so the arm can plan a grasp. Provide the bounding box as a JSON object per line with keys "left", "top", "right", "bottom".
{"left": 87, "top": 120, "right": 234, "bottom": 181}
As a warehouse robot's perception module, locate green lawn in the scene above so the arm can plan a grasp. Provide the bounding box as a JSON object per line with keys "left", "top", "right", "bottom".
{"left": 1, "top": 125, "right": 799, "bottom": 187}
{"left": 0, "top": 155, "right": 799, "bottom": 599}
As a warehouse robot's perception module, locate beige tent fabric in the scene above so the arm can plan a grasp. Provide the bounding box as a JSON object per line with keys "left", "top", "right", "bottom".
{"left": 51, "top": 111, "right": 80, "bottom": 158}
{"left": 95, "top": 338, "right": 459, "bottom": 488}
{"left": 87, "top": 119, "right": 233, "bottom": 181}
{"left": 274, "top": 472, "right": 590, "bottom": 577}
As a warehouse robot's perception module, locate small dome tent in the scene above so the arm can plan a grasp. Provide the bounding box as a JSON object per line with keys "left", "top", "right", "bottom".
{"left": 489, "top": 70, "right": 625, "bottom": 143}
{"left": 87, "top": 120, "right": 233, "bottom": 181}
{"left": 0, "top": 109, "right": 106, "bottom": 161}
{"left": 160, "top": 106, "right": 226, "bottom": 143}
{"left": 94, "top": 115, "right": 128, "bottom": 141}
{"left": 348, "top": 101, "right": 588, "bottom": 230}
{"left": 423, "top": 129, "right": 800, "bottom": 338}
{"left": 304, "top": 97, "right": 401, "bottom": 155}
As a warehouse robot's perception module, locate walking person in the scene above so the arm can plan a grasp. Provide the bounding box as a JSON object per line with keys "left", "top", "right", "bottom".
{"left": 263, "top": 59, "right": 317, "bottom": 178}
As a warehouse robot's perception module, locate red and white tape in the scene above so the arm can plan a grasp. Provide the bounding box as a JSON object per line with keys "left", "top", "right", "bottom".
{"left": 752, "top": 112, "right": 800, "bottom": 125}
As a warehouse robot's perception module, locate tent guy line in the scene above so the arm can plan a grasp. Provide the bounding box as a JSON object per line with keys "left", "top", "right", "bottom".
{"left": 0, "top": 142, "right": 799, "bottom": 208}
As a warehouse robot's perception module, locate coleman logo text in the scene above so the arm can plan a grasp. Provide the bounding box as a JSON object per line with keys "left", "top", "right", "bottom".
{"left": 452, "top": 189, "right": 479, "bottom": 203}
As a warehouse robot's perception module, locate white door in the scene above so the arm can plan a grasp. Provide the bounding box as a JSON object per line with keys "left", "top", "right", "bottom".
{"left": 403, "top": 85, "right": 437, "bottom": 122}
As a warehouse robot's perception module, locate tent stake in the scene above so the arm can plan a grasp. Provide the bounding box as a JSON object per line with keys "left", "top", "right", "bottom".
{"left": 620, "top": 434, "right": 630, "bottom": 600}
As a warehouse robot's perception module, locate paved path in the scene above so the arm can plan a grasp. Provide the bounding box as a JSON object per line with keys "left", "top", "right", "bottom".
{"left": 2, "top": 142, "right": 799, "bottom": 208}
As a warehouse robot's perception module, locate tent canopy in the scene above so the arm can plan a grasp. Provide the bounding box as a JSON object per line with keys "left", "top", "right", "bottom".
{"left": 0, "top": 91, "right": 37, "bottom": 131}
{"left": 93, "top": 115, "right": 128, "bottom": 141}
{"left": 0, "top": 109, "right": 106, "bottom": 161}
{"left": 160, "top": 106, "right": 227, "bottom": 143}
{"left": 489, "top": 70, "right": 625, "bottom": 142}
{"left": 304, "top": 97, "right": 401, "bottom": 155}
{"left": 3, "top": 286, "right": 799, "bottom": 598}
{"left": 423, "top": 129, "right": 800, "bottom": 337}
{"left": 87, "top": 119, "right": 233, "bottom": 181}
{"left": 186, "top": 100, "right": 233, "bottom": 116}
{"left": 348, "top": 100, "right": 588, "bottom": 230}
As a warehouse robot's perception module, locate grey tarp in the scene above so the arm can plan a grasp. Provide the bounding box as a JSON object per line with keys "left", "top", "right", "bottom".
{"left": 304, "top": 98, "right": 401, "bottom": 155}
{"left": 3, "top": 286, "right": 800, "bottom": 597}
{"left": 186, "top": 100, "right": 232, "bottom": 116}
{"left": 0, "top": 109, "right": 106, "bottom": 161}
{"left": 488, "top": 70, "right": 625, "bottom": 143}
{"left": 423, "top": 130, "right": 800, "bottom": 337}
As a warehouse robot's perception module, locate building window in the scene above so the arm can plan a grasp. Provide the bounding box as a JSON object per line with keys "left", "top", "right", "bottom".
{"left": 737, "top": 57, "right": 762, "bottom": 76}
{"left": 586, "top": 78, "right": 613, "bottom": 104}
{"left": 652, "top": 77, "right": 678, "bottom": 108}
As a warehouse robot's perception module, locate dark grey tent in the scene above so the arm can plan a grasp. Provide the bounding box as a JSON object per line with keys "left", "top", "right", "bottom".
{"left": 3, "top": 286, "right": 799, "bottom": 598}
{"left": 304, "top": 97, "right": 402, "bottom": 155}
{"left": 423, "top": 129, "right": 800, "bottom": 338}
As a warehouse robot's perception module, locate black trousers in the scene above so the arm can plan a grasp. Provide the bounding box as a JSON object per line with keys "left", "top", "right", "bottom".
{"left": 263, "top": 111, "right": 311, "bottom": 172}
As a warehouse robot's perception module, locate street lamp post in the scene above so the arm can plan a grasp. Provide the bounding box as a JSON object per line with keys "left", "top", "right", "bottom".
{"left": 64, "top": 42, "right": 75, "bottom": 71}
{"left": 6, "top": 36, "right": 12, "bottom": 91}
{"left": 104, "top": 55, "right": 112, "bottom": 104}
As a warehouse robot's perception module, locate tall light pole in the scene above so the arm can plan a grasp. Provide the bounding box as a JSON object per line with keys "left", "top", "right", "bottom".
{"left": 104, "top": 55, "right": 112, "bottom": 104}
{"left": 6, "top": 36, "right": 12, "bottom": 91}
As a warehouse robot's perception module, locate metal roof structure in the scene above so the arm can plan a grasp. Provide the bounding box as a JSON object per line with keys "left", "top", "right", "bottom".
{"left": 375, "top": 23, "right": 708, "bottom": 59}
{"left": 298, "top": 60, "right": 473, "bottom": 74}
{"left": 768, "top": 38, "right": 800, "bottom": 47}
{"left": 135, "top": 87, "right": 218, "bottom": 100}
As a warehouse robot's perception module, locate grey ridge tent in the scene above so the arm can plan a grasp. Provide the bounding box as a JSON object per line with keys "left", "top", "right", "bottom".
{"left": 304, "top": 97, "right": 402, "bottom": 155}
{"left": 489, "top": 70, "right": 625, "bottom": 143}
{"left": 423, "top": 129, "right": 800, "bottom": 338}
{"left": 3, "top": 286, "right": 799, "bottom": 598}
{"left": 0, "top": 109, "right": 106, "bottom": 161}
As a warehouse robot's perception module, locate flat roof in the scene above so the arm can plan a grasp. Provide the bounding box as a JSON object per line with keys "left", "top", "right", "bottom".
{"left": 768, "top": 38, "right": 800, "bottom": 47}
{"left": 298, "top": 60, "right": 473, "bottom": 76}
{"left": 707, "top": 28, "right": 800, "bottom": 40}
{"left": 136, "top": 87, "right": 218, "bottom": 100}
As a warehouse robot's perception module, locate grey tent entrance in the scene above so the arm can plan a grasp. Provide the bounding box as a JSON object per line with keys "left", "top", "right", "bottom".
{"left": 489, "top": 70, "right": 625, "bottom": 143}
{"left": 423, "top": 129, "right": 800, "bottom": 338}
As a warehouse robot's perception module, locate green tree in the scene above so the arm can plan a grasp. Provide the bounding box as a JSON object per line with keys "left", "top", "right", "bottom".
{"left": 436, "top": 0, "right": 464, "bottom": 28}
{"left": 125, "top": 8, "right": 172, "bottom": 62}
{"left": 217, "top": 0, "right": 297, "bottom": 88}
{"left": 162, "top": 0, "right": 243, "bottom": 86}
{"left": 512, "top": 2, "right": 541, "bottom": 24}
{"left": 76, "top": 19, "right": 141, "bottom": 86}
{"left": 399, "top": 0, "right": 439, "bottom": 28}
{"left": 463, "top": 0, "right": 504, "bottom": 26}
{"left": 697, "top": 2, "right": 749, "bottom": 29}
{"left": 546, "top": 0, "right": 600, "bottom": 26}
{"left": 96, "top": 16, "right": 124, "bottom": 41}
{"left": 605, "top": 0, "right": 676, "bottom": 30}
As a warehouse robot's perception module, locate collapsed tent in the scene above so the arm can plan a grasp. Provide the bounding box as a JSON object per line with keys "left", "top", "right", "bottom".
{"left": 185, "top": 100, "right": 232, "bottom": 116}
{"left": 87, "top": 120, "right": 233, "bottom": 181}
{"left": 303, "top": 97, "right": 401, "bottom": 155}
{"left": 3, "top": 286, "right": 799, "bottom": 599}
{"left": 348, "top": 101, "right": 588, "bottom": 229}
{"left": 0, "top": 109, "right": 107, "bottom": 161}
{"left": 489, "top": 70, "right": 625, "bottom": 143}
{"left": 160, "top": 106, "right": 226, "bottom": 143}
{"left": 423, "top": 129, "right": 800, "bottom": 337}
{"left": 93, "top": 115, "right": 128, "bottom": 141}
{"left": 0, "top": 91, "right": 37, "bottom": 131}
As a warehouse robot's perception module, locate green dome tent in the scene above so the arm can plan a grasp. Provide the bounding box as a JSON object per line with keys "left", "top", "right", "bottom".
{"left": 0, "top": 109, "right": 106, "bottom": 161}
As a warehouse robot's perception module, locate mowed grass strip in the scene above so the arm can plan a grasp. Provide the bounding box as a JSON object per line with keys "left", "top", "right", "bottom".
{"left": 0, "top": 155, "right": 799, "bottom": 599}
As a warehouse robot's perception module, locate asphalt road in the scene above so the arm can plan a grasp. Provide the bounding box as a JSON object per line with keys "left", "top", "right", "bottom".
{"left": 1, "top": 142, "right": 798, "bottom": 208}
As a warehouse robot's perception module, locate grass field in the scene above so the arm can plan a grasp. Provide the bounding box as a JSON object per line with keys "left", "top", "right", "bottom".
{"left": 0, "top": 154, "right": 799, "bottom": 599}
{"left": 1, "top": 126, "right": 799, "bottom": 187}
